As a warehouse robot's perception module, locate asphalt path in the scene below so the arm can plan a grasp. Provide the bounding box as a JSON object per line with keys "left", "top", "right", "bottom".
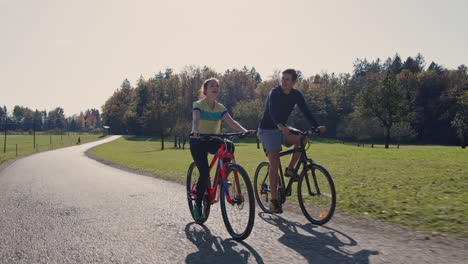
{"left": 0, "top": 136, "right": 466, "bottom": 263}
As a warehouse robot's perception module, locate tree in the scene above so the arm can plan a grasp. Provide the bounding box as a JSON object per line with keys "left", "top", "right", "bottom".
{"left": 389, "top": 54, "right": 403, "bottom": 74}
{"left": 102, "top": 79, "right": 133, "bottom": 134}
{"left": 446, "top": 65, "right": 468, "bottom": 148}
{"left": 84, "top": 109, "right": 101, "bottom": 129}
{"left": 391, "top": 122, "right": 417, "bottom": 148}
{"left": 427, "top": 62, "right": 445, "bottom": 74}
{"left": 0, "top": 106, "right": 7, "bottom": 120}
{"left": 77, "top": 112, "right": 85, "bottom": 131}
{"left": 249, "top": 67, "right": 262, "bottom": 84}
{"left": 397, "top": 69, "right": 418, "bottom": 124}
{"left": 452, "top": 111, "right": 468, "bottom": 148}
{"left": 12, "top": 105, "right": 25, "bottom": 128}
{"left": 44, "top": 107, "right": 66, "bottom": 131}
{"left": 232, "top": 99, "right": 264, "bottom": 131}
{"left": 85, "top": 114, "right": 98, "bottom": 130}
{"left": 415, "top": 69, "right": 446, "bottom": 142}
{"left": 358, "top": 70, "right": 409, "bottom": 148}
{"left": 220, "top": 70, "right": 257, "bottom": 110}
{"left": 33, "top": 110, "right": 44, "bottom": 131}
{"left": 415, "top": 53, "right": 426, "bottom": 71}
{"left": 402, "top": 56, "right": 422, "bottom": 73}
{"left": 336, "top": 112, "right": 383, "bottom": 144}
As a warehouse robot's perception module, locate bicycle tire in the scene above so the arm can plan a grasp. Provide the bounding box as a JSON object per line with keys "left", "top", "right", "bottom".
{"left": 297, "top": 163, "right": 336, "bottom": 225}
{"left": 186, "top": 162, "right": 211, "bottom": 224}
{"left": 220, "top": 164, "right": 255, "bottom": 241}
{"left": 253, "top": 162, "right": 274, "bottom": 213}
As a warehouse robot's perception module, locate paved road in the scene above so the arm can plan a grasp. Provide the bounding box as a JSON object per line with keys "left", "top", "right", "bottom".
{"left": 0, "top": 136, "right": 466, "bottom": 263}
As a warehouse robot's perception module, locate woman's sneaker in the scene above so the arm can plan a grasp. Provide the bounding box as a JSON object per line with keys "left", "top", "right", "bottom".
{"left": 192, "top": 204, "right": 204, "bottom": 222}
{"left": 269, "top": 199, "right": 283, "bottom": 214}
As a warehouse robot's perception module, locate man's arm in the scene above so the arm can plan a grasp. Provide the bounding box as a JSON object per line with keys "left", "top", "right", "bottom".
{"left": 296, "top": 91, "right": 319, "bottom": 128}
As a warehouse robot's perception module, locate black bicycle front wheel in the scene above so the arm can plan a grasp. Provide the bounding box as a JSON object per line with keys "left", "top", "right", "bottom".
{"left": 297, "top": 163, "right": 336, "bottom": 225}
{"left": 220, "top": 164, "right": 255, "bottom": 241}
{"left": 186, "top": 162, "right": 211, "bottom": 224}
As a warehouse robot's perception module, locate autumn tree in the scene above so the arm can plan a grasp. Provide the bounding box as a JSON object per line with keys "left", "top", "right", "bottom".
{"left": 102, "top": 79, "right": 133, "bottom": 134}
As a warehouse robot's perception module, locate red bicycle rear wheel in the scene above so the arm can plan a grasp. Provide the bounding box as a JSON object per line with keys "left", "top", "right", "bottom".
{"left": 186, "top": 162, "right": 211, "bottom": 224}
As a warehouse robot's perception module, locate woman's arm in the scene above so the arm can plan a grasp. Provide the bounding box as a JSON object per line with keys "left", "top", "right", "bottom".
{"left": 191, "top": 110, "right": 200, "bottom": 136}
{"left": 222, "top": 113, "right": 248, "bottom": 132}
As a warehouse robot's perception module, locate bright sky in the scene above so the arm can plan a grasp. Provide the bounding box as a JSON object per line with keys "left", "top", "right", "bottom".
{"left": 1, "top": 0, "right": 467, "bottom": 116}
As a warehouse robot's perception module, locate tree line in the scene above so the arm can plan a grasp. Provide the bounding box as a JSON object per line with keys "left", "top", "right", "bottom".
{"left": 0, "top": 106, "right": 102, "bottom": 133}
{"left": 101, "top": 54, "right": 467, "bottom": 148}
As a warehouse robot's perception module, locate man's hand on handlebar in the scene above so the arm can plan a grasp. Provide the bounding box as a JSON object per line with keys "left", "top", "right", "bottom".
{"left": 318, "top": 126, "right": 327, "bottom": 134}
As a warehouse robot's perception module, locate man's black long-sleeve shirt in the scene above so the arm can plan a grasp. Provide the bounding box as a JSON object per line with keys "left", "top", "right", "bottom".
{"left": 259, "top": 86, "right": 319, "bottom": 129}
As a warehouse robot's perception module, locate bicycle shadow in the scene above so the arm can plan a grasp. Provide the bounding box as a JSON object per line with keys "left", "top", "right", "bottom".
{"left": 184, "top": 223, "right": 264, "bottom": 264}
{"left": 258, "top": 213, "right": 379, "bottom": 264}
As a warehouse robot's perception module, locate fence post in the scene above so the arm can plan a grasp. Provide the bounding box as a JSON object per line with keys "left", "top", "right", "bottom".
{"left": 16, "top": 144, "right": 18, "bottom": 156}
{"left": 3, "top": 130, "right": 6, "bottom": 153}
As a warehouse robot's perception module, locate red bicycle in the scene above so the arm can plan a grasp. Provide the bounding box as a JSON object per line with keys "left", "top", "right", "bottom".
{"left": 186, "top": 132, "right": 255, "bottom": 241}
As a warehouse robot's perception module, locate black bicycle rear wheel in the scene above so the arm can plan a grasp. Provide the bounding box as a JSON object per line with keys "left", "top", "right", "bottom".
{"left": 220, "top": 164, "right": 255, "bottom": 241}
{"left": 253, "top": 162, "right": 273, "bottom": 213}
{"left": 186, "top": 162, "right": 211, "bottom": 224}
{"left": 297, "top": 163, "right": 336, "bottom": 225}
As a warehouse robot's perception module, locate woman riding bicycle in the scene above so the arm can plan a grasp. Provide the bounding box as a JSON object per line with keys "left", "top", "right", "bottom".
{"left": 190, "top": 77, "right": 255, "bottom": 222}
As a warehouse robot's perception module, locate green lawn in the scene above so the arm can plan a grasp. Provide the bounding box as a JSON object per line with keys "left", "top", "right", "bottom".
{"left": 0, "top": 133, "right": 106, "bottom": 164}
{"left": 91, "top": 136, "right": 468, "bottom": 237}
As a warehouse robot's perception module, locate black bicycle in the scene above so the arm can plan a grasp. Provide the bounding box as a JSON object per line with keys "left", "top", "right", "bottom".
{"left": 254, "top": 128, "right": 336, "bottom": 225}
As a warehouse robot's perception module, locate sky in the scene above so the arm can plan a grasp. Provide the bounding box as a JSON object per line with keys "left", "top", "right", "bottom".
{"left": 1, "top": 0, "right": 467, "bottom": 116}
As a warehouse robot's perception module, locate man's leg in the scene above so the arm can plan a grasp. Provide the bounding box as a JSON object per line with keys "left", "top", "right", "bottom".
{"left": 258, "top": 128, "right": 283, "bottom": 212}
{"left": 267, "top": 151, "right": 280, "bottom": 200}
{"left": 285, "top": 135, "right": 308, "bottom": 173}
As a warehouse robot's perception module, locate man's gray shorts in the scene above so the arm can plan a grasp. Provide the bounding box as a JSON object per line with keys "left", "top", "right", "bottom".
{"left": 257, "top": 128, "right": 292, "bottom": 153}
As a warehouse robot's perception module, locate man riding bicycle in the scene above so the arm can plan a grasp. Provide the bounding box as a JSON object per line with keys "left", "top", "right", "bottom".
{"left": 257, "top": 69, "right": 326, "bottom": 213}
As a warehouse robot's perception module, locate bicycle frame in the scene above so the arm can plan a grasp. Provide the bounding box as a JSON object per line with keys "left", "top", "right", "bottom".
{"left": 197, "top": 138, "right": 241, "bottom": 205}
{"left": 276, "top": 134, "right": 313, "bottom": 199}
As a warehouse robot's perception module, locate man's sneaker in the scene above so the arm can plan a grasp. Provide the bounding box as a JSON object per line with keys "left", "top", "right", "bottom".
{"left": 192, "top": 203, "right": 204, "bottom": 222}
{"left": 285, "top": 168, "right": 299, "bottom": 182}
{"left": 269, "top": 199, "right": 283, "bottom": 214}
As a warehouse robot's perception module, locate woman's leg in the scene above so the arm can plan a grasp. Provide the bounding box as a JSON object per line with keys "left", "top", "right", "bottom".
{"left": 189, "top": 139, "right": 210, "bottom": 205}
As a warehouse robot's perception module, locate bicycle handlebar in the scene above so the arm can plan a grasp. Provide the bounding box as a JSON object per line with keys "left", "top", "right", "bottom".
{"left": 189, "top": 131, "right": 254, "bottom": 139}
{"left": 288, "top": 127, "right": 321, "bottom": 136}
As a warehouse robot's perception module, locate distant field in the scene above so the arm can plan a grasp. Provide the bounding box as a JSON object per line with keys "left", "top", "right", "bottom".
{"left": 91, "top": 136, "right": 467, "bottom": 237}
{"left": 0, "top": 133, "right": 105, "bottom": 164}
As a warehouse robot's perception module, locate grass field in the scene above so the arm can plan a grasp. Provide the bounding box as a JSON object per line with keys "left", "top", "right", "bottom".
{"left": 91, "top": 136, "right": 468, "bottom": 237}
{"left": 0, "top": 133, "right": 106, "bottom": 164}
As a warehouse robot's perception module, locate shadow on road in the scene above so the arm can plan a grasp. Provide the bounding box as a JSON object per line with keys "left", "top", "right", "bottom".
{"left": 185, "top": 223, "right": 264, "bottom": 264}
{"left": 258, "top": 213, "right": 379, "bottom": 264}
